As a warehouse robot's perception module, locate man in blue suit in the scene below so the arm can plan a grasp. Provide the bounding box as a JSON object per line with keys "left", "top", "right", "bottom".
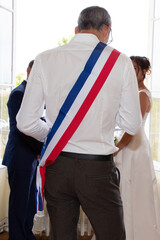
{"left": 2, "top": 60, "right": 44, "bottom": 240}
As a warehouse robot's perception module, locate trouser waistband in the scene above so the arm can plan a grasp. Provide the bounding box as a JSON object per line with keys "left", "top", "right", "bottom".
{"left": 60, "top": 151, "right": 113, "bottom": 161}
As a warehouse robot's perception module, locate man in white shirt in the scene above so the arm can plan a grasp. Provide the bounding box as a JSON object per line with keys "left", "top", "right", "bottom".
{"left": 17, "top": 6, "right": 141, "bottom": 240}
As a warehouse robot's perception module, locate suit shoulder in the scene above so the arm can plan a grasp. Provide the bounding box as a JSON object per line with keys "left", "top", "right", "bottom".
{"left": 11, "top": 81, "right": 26, "bottom": 95}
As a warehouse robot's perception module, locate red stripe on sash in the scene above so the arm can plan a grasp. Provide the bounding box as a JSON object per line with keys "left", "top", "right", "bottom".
{"left": 39, "top": 165, "right": 46, "bottom": 202}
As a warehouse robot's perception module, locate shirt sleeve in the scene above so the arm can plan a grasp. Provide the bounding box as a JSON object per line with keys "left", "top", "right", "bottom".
{"left": 116, "top": 57, "right": 142, "bottom": 135}
{"left": 16, "top": 56, "right": 50, "bottom": 142}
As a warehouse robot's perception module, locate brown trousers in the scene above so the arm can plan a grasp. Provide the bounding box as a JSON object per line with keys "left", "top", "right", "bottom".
{"left": 44, "top": 154, "right": 126, "bottom": 240}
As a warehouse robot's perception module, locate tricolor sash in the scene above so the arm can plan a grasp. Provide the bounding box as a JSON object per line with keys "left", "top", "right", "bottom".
{"left": 36, "top": 42, "right": 120, "bottom": 211}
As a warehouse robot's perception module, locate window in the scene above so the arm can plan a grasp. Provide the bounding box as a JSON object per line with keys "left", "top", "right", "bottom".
{"left": 149, "top": 0, "right": 160, "bottom": 162}
{"left": 0, "top": 1, "right": 15, "bottom": 163}
{"left": 0, "top": 8, "right": 12, "bottom": 84}
{"left": 0, "top": 0, "right": 12, "bottom": 9}
{"left": 0, "top": 87, "right": 11, "bottom": 159}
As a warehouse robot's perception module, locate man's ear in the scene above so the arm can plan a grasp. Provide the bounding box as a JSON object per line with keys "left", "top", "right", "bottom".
{"left": 102, "top": 24, "right": 111, "bottom": 43}
{"left": 27, "top": 67, "right": 31, "bottom": 79}
{"left": 75, "top": 26, "right": 79, "bottom": 34}
{"left": 104, "top": 24, "right": 111, "bottom": 37}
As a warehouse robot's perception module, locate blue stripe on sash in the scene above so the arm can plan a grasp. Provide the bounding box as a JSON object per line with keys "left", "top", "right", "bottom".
{"left": 40, "top": 42, "right": 106, "bottom": 158}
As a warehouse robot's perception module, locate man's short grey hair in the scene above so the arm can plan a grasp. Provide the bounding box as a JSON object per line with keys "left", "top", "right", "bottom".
{"left": 77, "top": 6, "right": 111, "bottom": 31}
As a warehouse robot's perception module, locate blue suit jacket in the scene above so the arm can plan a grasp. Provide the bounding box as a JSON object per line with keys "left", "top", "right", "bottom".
{"left": 2, "top": 81, "right": 43, "bottom": 172}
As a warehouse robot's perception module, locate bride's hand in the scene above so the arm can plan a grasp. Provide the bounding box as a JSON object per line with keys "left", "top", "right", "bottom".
{"left": 114, "top": 150, "right": 120, "bottom": 157}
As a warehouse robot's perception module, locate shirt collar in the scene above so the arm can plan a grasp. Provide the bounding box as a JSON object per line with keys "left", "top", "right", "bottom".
{"left": 70, "top": 33, "right": 100, "bottom": 45}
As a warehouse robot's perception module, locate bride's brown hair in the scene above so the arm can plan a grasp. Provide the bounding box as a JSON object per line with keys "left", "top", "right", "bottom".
{"left": 130, "top": 56, "right": 151, "bottom": 78}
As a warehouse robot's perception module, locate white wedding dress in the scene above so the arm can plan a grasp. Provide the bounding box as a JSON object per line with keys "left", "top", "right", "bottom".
{"left": 115, "top": 89, "right": 160, "bottom": 240}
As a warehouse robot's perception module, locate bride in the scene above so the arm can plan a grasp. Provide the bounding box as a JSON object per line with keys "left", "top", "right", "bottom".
{"left": 114, "top": 56, "right": 160, "bottom": 240}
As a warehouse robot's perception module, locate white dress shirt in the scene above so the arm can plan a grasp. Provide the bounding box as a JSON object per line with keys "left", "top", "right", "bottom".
{"left": 16, "top": 33, "right": 142, "bottom": 155}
